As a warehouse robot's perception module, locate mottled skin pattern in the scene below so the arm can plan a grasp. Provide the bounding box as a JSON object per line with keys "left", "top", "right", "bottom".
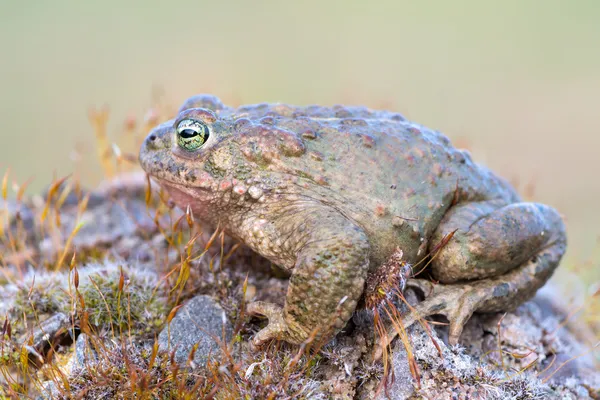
{"left": 139, "top": 94, "right": 567, "bottom": 347}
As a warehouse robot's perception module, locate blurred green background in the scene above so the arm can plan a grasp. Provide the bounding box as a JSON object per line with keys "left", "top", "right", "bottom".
{"left": 1, "top": 0, "right": 599, "bottom": 268}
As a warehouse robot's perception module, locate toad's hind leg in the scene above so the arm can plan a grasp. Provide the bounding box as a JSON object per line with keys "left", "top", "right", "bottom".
{"left": 405, "top": 201, "right": 566, "bottom": 345}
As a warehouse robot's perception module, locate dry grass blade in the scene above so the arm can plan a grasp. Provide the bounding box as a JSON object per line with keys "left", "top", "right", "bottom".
{"left": 411, "top": 229, "right": 457, "bottom": 278}
{"left": 170, "top": 259, "right": 190, "bottom": 297}
{"left": 16, "top": 176, "right": 34, "bottom": 202}
{"left": 88, "top": 105, "right": 114, "bottom": 178}
{"left": 54, "top": 221, "right": 84, "bottom": 271}
{"left": 1, "top": 169, "right": 9, "bottom": 201}
{"left": 185, "top": 205, "right": 194, "bottom": 229}
{"left": 145, "top": 173, "right": 152, "bottom": 206}
{"left": 166, "top": 305, "right": 183, "bottom": 325}
{"left": 497, "top": 312, "right": 507, "bottom": 371}
{"left": 148, "top": 339, "right": 159, "bottom": 371}
{"left": 40, "top": 174, "right": 71, "bottom": 224}
{"left": 383, "top": 302, "right": 420, "bottom": 388}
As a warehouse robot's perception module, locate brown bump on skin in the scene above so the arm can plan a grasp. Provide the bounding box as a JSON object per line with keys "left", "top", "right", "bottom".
{"left": 292, "top": 110, "right": 308, "bottom": 118}
{"left": 360, "top": 134, "right": 376, "bottom": 148}
{"left": 239, "top": 126, "right": 306, "bottom": 163}
{"left": 454, "top": 150, "right": 467, "bottom": 164}
{"left": 391, "top": 113, "right": 405, "bottom": 121}
{"left": 334, "top": 106, "right": 352, "bottom": 118}
{"left": 240, "top": 145, "right": 265, "bottom": 164}
{"left": 178, "top": 94, "right": 224, "bottom": 113}
{"left": 432, "top": 163, "right": 444, "bottom": 177}
{"left": 392, "top": 216, "right": 405, "bottom": 227}
{"left": 412, "top": 147, "right": 425, "bottom": 159}
{"left": 405, "top": 188, "right": 417, "bottom": 197}
{"left": 234, "top": 118, "right": 252, "bottom": 130}
{"left": 259, "top": 116, "right": 276, "bottom": 125}
{"left": 278, "top": 131, "right": 306, "bottom": 157}
{"left": 301, "top": 130, "right": 317, "bottom": 140}
{"left": 437, "top": 132, "right": 451, "bottom": 145}
{"left": 408, "top": 126, "right": 422, "bottom": 135}
{"left": 315, "top": 175, "right": 329, "bottom": 186}
{"left": 271, "top": 104, "right": 295, "bottom": 116}
{"left": 341, "top": 118, "right": 369, "bottom": 127}
{"left": 309, "top": 151, "right": 324, "bottom": 162}
{"left": 176, "top": 108, "right": 217, "bottom": 124}
{"left": 405, "top": 154, "right": 415, "bottom": 166}
{"left": 375, "top": 204, "right": 387, "bottom": 217}
{"left": 428, "top": 174, "right": 438, "bottom": 186}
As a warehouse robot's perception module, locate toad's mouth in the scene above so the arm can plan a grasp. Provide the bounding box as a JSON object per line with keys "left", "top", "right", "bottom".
{"left": 154, "top": 180, "right": 214, "bottom": 210}
{"left": 158, "top": 179, "right": 210, "bottom": 192}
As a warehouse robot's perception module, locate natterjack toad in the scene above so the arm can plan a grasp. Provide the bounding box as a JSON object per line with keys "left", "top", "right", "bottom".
{"left": 139, "top": 94, "right": 567, "bottom": 348}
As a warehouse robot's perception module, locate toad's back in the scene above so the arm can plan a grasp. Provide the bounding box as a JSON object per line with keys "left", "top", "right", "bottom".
{"left": 219, "top": 102, "right": 520, "bottom": 264}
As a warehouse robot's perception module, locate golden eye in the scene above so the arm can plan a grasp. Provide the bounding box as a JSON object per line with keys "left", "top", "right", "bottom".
{"left": 176, "top": 119, "right": 210, "bottom": 151}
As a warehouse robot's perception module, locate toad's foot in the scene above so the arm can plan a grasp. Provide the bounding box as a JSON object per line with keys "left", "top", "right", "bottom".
{"left": 402, "top": 278, "right": 496, "bottom": 345}
{"left": 247, "top": 301, "right": 308, "bottom": 349}
{"left": 371, "top": 278, "right": 513, "bottom": 362}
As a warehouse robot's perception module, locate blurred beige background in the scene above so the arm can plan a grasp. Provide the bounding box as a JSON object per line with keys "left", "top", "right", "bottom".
{"left": 1, "top": 0, "right": 599, "bottom": 267}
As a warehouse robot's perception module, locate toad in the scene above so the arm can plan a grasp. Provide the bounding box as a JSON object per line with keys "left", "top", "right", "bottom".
{"left": 139, "top": 94, "right": 566, "bottom": 348}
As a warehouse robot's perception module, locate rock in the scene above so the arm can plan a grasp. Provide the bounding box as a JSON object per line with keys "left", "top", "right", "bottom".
{"left": 22, "top": 313, "right": 72, "bottom": 367}
{"left": 158, "top": 295, "right": 233, "bottom": 368}
{"left": 366, "top": 285, "right": 600, "bottom": 400}
{"left": 35, "top": 381, "right": 61, "bottom": 400}
{"left": 72, "top": 334, "right": 98, "bottom": 372}
{"left": 29, "top": 313, "right": 70, "bottom": 349}
{"left": 371, "top": 325, "right": 550, "bottom": 400}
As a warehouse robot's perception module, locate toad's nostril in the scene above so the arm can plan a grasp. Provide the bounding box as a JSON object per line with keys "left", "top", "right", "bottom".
{"left": 149, "top": 134, "right": 157, "bottom": 141}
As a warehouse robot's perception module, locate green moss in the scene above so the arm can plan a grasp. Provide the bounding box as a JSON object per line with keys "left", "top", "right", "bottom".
{"left": 10, "top": 261, "right": 167, "bottom": 338}
{"left": 14, "top": 280, "right": 68, "bottom": 317}
{"left": 78, "top": 268, "right": 167, "bottom": 336}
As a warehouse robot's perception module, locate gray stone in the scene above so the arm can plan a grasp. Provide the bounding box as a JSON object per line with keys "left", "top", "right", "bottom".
{"left": 72, "top": 333, "right": 98, "bottom": 372}
{"left": 35, "top": 381, "right": 61, "bottom": 400}
{"left": 370, "top": 286, "right": 600, "bottom": 400}
{"left": 158, "top": 295, "right": 232, "bottom": 368}
{"left": 30, "top": 313, "right": 70, "bottom": 349}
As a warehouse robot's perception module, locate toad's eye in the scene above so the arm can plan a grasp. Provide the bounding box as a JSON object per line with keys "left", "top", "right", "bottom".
{"left": 176, "top": 119, "right": 210, "bottom": 151}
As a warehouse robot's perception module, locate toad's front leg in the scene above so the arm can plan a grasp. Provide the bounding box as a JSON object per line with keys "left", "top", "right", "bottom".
{"left": 247, "top": 208, "right": 370, "bottom": 347}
